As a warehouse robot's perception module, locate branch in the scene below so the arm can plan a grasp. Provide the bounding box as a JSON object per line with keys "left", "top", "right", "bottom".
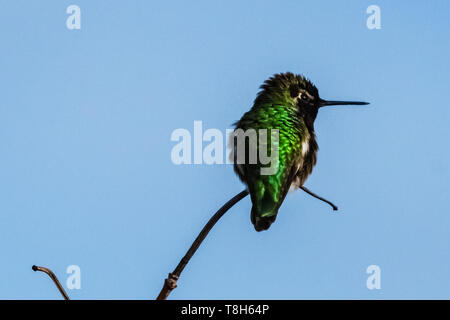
{"left": 32, "top": 187, "right": 339, "bottom": 299}
{"left": 156, "top": 189, "right": 249, "bottom": 300}
{"left": 32, "top": 265, "right": 70, "bottom": 300}
{"left": 300, "top": 186, "right": 338, "bottom": 211}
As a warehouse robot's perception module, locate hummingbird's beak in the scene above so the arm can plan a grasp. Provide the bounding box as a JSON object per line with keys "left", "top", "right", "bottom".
{"left": 319, "top": 99, "right": 369, "bottom": 108}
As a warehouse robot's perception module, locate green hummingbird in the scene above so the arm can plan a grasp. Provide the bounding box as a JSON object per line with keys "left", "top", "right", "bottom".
{"left": 231, "top": 72, "right": 368, "bottom": 231}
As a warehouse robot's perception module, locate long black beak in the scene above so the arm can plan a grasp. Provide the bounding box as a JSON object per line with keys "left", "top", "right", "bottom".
{"left": 319, "top": 99, "right": 369, "bottom": 107}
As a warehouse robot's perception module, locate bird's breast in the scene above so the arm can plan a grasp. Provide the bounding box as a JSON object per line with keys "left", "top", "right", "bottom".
{"left": 301, "top": 138, "right": 310, "bottom": 157}
{"left": 290, "top": 133, "right": 318, "bottom": 189}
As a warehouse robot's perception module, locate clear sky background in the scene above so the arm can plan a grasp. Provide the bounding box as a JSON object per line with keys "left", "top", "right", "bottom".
{"left": 0, "top": 1, "right": 449, "bottom": 299}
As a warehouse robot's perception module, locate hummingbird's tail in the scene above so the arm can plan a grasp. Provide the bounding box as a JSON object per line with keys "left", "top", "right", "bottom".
{"left": 251, "top": 206, "right": 277, "bottom": 232}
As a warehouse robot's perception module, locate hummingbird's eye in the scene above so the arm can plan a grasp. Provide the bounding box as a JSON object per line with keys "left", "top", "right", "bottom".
{"left": 300, "top": 93, "right": 308, "bottom": 101}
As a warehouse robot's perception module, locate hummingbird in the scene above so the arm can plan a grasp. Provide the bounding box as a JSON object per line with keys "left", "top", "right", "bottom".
{"left": 231, "top": 72, "right": 368, "bottom": 231}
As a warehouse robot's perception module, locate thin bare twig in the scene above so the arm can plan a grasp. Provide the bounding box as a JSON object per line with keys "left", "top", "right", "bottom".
{"left": 300, "top": 186, "right": 338, "bottom": 211}
{"left": 32, "top": 187, "right": 334, "bottom": 300}
{"left": 32, "top": 265, "right": 70, "bottom": 300}
{"left": 156, "top": 189, "right": 249, "bottom": 300}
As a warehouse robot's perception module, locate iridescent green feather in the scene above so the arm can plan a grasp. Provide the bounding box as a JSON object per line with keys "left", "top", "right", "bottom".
{"left": 233, "top": 73, "right": 313, "bottom": 230}
{"left": 233, "top": 72, "right": 366, "bottom": 231}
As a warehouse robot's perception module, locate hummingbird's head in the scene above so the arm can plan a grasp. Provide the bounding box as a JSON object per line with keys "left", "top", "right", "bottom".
{"left": 256, "top": 72, "right": 369, "bottom": 130}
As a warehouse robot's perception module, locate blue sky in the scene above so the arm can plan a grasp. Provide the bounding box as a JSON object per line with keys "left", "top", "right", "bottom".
{"left": 0, "top": 1, "right": 449, "bottom": 299}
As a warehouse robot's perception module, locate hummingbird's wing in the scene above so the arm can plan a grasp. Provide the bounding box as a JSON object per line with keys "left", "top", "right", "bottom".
{"left": 233, "top": 104, "right": 305, "bottom": 230}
